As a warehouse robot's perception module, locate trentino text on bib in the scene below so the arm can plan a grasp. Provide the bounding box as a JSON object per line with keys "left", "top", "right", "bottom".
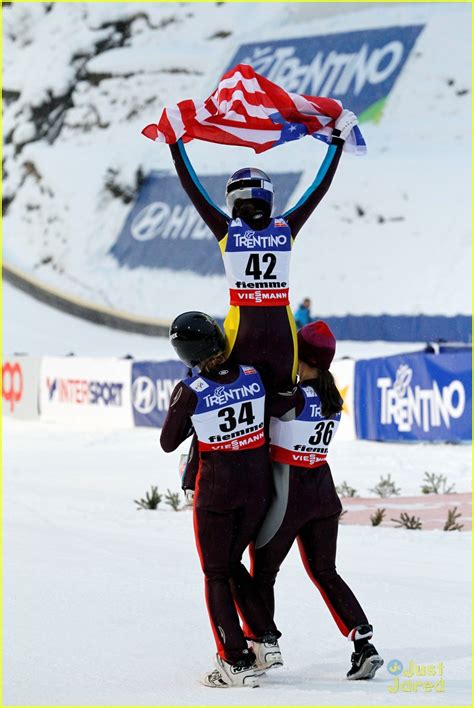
{"left": 184, "top": 366, "right": 266, "bottom": 452}
{"left": 222, "top": 217, "right": 292, "bottom": 306}
{"left": 270, "top": 385, "right": 341, "bottom": 468}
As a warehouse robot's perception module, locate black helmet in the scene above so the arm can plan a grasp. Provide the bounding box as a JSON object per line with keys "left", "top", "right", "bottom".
{"left": 170, "top": 311, "right": 225, "bottom": 368}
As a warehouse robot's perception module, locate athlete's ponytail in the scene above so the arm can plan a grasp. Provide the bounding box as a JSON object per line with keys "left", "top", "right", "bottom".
{"left": 313, "top": 369, "right": 343, "bottom": 418}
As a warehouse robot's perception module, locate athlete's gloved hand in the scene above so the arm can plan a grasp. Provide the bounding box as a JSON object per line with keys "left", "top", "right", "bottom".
{"left": 184, "top": 489, "right": 195, "bottom": 506}
{"left": 334, "top": 109, "right": 358, "bottom": 141}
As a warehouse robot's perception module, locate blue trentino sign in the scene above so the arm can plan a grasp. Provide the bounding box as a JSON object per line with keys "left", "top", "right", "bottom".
{"left": 226, "top": 25, "right": 424, "bottom": 121}
{"left": 110, "top": 171, "right": 301, "bottom": 276}
{"left": 355, "top": 352, "right": 472, "bottom": 442}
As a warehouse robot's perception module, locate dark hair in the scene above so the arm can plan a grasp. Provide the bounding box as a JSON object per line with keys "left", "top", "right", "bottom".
{"left": 313, "top": 369, "right": 343, "bottom": 418}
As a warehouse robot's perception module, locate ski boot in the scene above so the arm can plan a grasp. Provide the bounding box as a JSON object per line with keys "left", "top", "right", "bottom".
{"left": 251, "top": 633, "right": 283, "bottom": 670}
{"left": 201, "top": 652, "right": 264, "bottom": 688}
{"left": 347, "top": 643, "right": 384, "bottom": 680}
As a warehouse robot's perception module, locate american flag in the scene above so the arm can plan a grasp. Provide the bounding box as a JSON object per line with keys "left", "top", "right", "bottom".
{"left": 142, "top": 64, "right": 366, "bottom": 154}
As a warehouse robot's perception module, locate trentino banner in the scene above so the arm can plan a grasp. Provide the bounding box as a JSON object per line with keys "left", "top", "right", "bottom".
{"left": 111, "top": 171, "right": 301, "bottom": 276}
{"left": 225, "top": 25, "right": 424, "bottom": 122}
{"left": 355, "top": 352, "right": 472, "bottom": 441}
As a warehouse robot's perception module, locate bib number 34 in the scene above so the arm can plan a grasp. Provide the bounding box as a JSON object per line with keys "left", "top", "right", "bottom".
{"left": 218, "top": 402, "right": 256, "bottom": 432}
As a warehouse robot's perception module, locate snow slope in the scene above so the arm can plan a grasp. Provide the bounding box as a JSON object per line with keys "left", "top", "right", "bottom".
{"left": 3, "top": 417, "right": 471, "bottom": 706}
{"left": 2, "top": 2, "right": 471, "bottom": 322}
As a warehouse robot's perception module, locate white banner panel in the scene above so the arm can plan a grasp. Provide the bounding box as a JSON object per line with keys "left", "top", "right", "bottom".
{"left": 40, "top": 357, "right": 133, "bottom": 427}
{"left": 331, "top": 358, "right": 356, "bottom": 441}
{"left": 2, "top": 356, "right": 41, "bottom": 420}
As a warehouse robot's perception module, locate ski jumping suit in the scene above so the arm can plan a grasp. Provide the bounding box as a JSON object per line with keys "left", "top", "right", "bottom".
{"left": 160, "top": 363, "right": 280, "bottom": 664}
{"left": 169, "top": 133, "right": 344, "bottom": 393}
{"left": 247, "top": 380, "right": 371, "bottom": 640}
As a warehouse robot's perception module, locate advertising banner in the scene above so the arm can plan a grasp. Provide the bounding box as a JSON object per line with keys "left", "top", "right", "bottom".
{"left": 132, "top": 360, "right": 188, "bottom": 428}
{"left": 2, "top": 356, "right": 41, "bottom": 420}
{"left": 110, "top": 171, "right": 302, "bottom": 276}
{"left": 355, "top": 352, "right": 472, "bottom": 441}
{"left": 331, "top": 358, "right": 356, "bottom": 441}
{"left": 40, "top": 357, "right": 133, "bottom": 427}
{"left": 226, "top": 25, "right": 424, "bottom": 122}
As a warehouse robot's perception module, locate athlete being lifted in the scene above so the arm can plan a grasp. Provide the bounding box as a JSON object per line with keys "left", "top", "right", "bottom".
{"left": 168, "top": 108, "right": 358, "bottom": 393}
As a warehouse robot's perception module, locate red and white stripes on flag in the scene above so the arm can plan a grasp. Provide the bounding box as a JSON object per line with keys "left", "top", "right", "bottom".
{"left": 142, "top": 64, "right": 364, "bottom": 154}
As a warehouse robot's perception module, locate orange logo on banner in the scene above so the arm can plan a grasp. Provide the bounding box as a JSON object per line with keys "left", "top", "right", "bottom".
{"left": 2, "top": 362, "right": 23, "bottom": 412}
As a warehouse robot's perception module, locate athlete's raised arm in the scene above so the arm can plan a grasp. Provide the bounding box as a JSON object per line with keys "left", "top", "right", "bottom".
{"left": 169, "top": 139, "right": 230, "bottom": 241}
{"left": 283, "top": 110, "right": 359, "bottom": 238}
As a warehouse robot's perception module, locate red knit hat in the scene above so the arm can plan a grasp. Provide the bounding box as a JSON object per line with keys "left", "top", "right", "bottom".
{"left": 297, "top": 320, "right": 336, "bottom": 370}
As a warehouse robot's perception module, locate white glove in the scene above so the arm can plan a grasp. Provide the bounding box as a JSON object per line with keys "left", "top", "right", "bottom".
{"left": 335, "top": 109, "right": 358, "bottom": 141}
{"left": 184, "top": 489, "right": 195, "bottom": 506}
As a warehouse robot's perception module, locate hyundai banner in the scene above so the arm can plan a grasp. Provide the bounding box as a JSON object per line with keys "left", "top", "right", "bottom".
{"left": 132, "top": 360, "right": 188, "bottom": 428}
{"left": 110, "top": 171, "right": 302, "bottom": 276}
{"left": 355, "top": 352, "right": 472, "bottom": 442}
{"left": 226, "top": 25, "right": 424, "bottom": 122}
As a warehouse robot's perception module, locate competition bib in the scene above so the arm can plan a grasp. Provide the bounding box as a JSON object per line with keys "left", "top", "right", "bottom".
{"left": 270, "top": 385, "right": 341, "bottom": 468}
{"left": 222, "top": 217, "right": 292, "bottom": 306}
{"left": 185, "top": 366, "right": 266, "bottom": 452}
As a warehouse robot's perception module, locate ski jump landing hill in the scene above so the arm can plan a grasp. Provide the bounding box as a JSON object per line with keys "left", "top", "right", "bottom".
{"left": 2, "top": 2, "right": 471, "bottom": 342}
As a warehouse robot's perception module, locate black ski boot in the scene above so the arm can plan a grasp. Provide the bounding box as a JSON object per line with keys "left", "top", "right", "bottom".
{"left": 346, "top": 643, "right": 384, "bottom": 680}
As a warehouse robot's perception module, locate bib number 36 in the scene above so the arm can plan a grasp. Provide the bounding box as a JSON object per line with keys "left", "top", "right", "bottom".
{"left": 308, "top": 420, "right": 335, "bottom": 446}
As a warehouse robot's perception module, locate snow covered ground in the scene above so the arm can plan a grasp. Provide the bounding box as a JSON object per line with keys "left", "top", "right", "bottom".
{"left": 3, "top": 417, "right": 471, "bottom": 706}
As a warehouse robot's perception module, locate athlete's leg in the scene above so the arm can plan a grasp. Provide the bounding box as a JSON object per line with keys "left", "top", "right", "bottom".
{"left": 297, "top": 513, "right": 370, "bottom": 637}
{"left": 227, "top": 495, "right": 281, "bottom": 640}
{"left": 224, "top": 306, "right": 297, "bottom": 392}
{"left": 193, "top": 505, "right": 252, "bottom": 664}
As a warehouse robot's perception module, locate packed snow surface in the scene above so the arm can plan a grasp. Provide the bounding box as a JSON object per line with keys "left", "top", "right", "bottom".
{"left": 3, "top": 417, "right": 471, "bottom": 706}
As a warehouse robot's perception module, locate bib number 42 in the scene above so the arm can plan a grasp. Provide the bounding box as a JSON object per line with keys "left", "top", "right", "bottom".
{"left": 245, "top": 253, "right": 277, "bottom": 280}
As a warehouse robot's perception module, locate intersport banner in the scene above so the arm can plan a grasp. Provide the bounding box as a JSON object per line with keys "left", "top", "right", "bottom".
{"left": 226, "top": 25, "right": 424, "bottom": 122}
{"left": 2, "top": 356, "right": 41, "bottom": 420}
{"left": 132, "top": 360, "right": 188, "bottom": 428}
{"left": 110, "top": 171, "right": 301, "bottom": 276}
{"left": 40, "top": 357, "right": 133, "bottom": 427}
{"left": 355, "top": 352, "right": 472, "bottom": 442}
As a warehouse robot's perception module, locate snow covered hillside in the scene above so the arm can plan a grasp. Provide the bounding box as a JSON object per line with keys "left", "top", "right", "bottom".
{"left": 2, "top": 2, "right": 471, "bottom": 322}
